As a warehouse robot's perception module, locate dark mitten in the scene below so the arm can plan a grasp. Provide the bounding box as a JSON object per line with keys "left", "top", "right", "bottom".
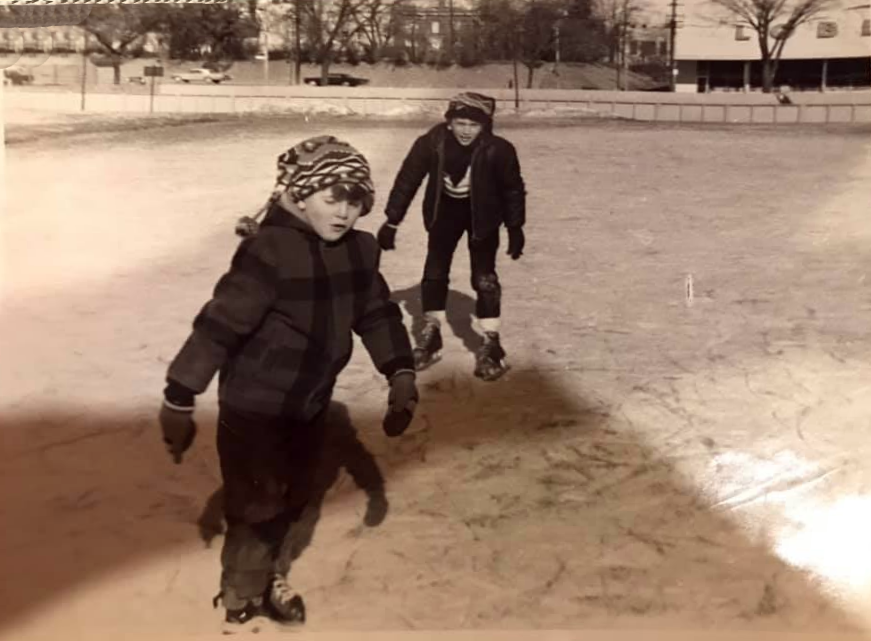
{"left": 159, "top": 403, "right": 197, "bottom": 464}
{"left": 507, "top": 227, "right": 525, "bottom": 260}
{"left": 383, "top": 371, "right": 418, "bottom": 437}
{"left": 377, "top": 221, "right": 398, "bottom": 251}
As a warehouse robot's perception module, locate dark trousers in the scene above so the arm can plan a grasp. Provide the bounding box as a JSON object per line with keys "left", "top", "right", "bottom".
{"left": 421, "top": 197, "right": 501, "bottom": 319}
{"left": 216, "top": 406, "right": 327, "bottom": 608}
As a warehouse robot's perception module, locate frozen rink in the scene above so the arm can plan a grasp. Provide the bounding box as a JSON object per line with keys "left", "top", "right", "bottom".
{"left": 2, "top": 102, "right": 871, "bottom": 640}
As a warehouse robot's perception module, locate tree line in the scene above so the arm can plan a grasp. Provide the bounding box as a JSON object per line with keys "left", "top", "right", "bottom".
{"left": 74, "top": 0, "right": 837, "bottom": 92}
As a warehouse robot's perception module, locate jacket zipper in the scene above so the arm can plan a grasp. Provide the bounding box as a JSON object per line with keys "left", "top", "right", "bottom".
{"left": 432, "top": 135, "right": 445, "bottom": 231}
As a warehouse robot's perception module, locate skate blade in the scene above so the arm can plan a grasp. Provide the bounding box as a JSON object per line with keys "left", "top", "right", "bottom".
{"left": 474, "top": 360, "right": 509, "bottom": 382}
{"left": 222, "top": 616, "right": 303, "bottom": 635}
{"left": 221, "top": 615, "right": 271, "bottom": 635}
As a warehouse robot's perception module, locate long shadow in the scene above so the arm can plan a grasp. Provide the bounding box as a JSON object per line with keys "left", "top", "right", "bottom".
{"left": 390, "top": 282, "right": 481, "bottom": 356}
{"left": 0, "top": 348, "right": 863, "bottom": 634}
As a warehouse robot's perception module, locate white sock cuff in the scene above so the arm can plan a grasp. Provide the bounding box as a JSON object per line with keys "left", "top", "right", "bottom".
{"left": 478, "top": 317, "right": 501, "bottom": 333}
{"left": 424, "top": 310, "right": 446, "bottom": 325}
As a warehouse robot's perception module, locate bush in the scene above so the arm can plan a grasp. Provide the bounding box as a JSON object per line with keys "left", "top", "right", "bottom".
{"left": 425, "top": 50, "right": 452, "bottom": 70}
{"left": 457, "top": 46, "right": 482, "bottom": 68}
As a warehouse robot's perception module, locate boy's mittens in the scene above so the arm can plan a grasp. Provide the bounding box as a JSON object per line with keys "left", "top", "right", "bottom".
{"left": 383, "top": 408, "right": 414, "bottom": 438}
{"left": 507, "top": 227, "right": 525, "bottom": 260}
{"left": 384, "top": 371, "right": 418, "bottom": 437}
{"left": 235, "top": 216, "right": 260, "bottom": 238}
{"left": 377, "top": 222, "right": 398, "bottom": 251}
{"left": 159, "top": 403, "right": 197, "bottom": 464}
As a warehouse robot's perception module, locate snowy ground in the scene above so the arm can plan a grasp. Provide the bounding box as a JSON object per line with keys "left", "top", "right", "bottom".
{"left": 3, "top": 102, "right": 871, "bottom": 641}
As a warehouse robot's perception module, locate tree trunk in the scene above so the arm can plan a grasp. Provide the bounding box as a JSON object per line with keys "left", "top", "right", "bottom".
{"left": 761, "top": 58, "right": 776, "bottom": 93}
{"left": 113, "top": 61, "right": 121, "bottom": 85}
{"left": 320, "top": 56, "right": 331, "bottom": 83}
{"left": 526, "top": 64, "right": 535, "bottom": 88}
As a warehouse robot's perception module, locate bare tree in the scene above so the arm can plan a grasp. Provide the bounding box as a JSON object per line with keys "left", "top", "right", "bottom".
{"left": 81, "top": 5, "right": 167, "bottom": 85}
{"left": 350, "top": 0, "right": 404, "bottom": 61}
{"left": 708, "top": 0, "right": 837, "bottom": 92}
{"left": 594, "top": 0, "right": 644, "bottom": 64}
{"left": 299, "top": 0, "right": 370, "bottom": 81}
{"left": 478, "top": 0, "right": 567, "bottom": 88}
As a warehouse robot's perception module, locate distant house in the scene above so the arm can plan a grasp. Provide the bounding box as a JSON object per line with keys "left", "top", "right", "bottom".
{"left": 396, "top": 0, "right": 478, "bottom": 55}
{"left": 674, "top": 3, "right": 871, "bottom": 92}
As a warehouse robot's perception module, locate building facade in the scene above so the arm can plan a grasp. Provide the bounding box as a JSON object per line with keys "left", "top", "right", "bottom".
{"left": 674, "top": 2, "right": 871, "bottom": 92}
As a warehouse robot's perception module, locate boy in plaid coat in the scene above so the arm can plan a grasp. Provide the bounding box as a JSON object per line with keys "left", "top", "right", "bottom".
{"left": 158, "top": 135, "right": 418, "bottom": 631}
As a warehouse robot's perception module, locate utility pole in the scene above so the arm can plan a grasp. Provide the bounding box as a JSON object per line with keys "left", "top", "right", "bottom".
{"left": 668, "top": 0, "right": 680, "bottom": 91}
{"left": 295, "top": 0, "right": 302, "bottom": 84}
{"left": 448, "top": 0, "right": 455, "bottom": 60}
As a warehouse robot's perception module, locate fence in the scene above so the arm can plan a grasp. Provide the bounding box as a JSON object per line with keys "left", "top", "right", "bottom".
{"left": 7, "top": 85, "right": 871, "bottom": 125}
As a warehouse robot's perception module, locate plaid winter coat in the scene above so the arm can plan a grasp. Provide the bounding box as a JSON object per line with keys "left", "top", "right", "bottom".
{"left": 384, "top": 123, "right": 526, "bottom": 241}
{"left": 166, "top": 204, "right": 414, "bottom": 424}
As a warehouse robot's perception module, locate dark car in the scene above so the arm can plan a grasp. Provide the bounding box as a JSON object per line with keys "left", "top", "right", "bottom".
{"left": 303, "top": 72, "right": 370, "bottom": 87}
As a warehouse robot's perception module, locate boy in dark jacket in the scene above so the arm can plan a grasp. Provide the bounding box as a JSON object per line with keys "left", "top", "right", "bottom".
{"left": 376, "top": 92, "right": 526, "bottom": 381}
{"left": 158, "top": 135, "right": 418, "bottom": 632}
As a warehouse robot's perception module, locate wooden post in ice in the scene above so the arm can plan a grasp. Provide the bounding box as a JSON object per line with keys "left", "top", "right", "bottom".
{"left": 685, "top": 273, "right": 694, "bottom": 307}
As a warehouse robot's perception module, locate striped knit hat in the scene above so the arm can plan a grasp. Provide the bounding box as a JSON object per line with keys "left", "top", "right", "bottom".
{"left": 275, "top": 135, "right": 375, "bottom": 203}
{"left": 235, "top": 135, "right": 374, "bottom": 238}
{"left": 444, "top": 92, "right": 496, "bottom": 126}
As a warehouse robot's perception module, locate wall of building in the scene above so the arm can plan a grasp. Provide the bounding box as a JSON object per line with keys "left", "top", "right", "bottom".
{"left": 674, "top": 3, "right": 870, "bottom": 61}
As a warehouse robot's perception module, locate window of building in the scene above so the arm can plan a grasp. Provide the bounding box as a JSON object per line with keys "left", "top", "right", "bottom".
{"left": 431, "top": 21, "right": 440, "bottom": 34}
{"left": 735, "top": 25, "right": 750, "bottom": 41}
{"left": 816, "top": 21, "right": 838, "bottom": 38}
{"left": 862, "top": 19, "right": 870, "bottom": 36}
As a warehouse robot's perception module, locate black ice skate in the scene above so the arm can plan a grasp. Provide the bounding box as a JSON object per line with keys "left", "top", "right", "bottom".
{"left": 215, "top": 593, "right": 270, "bottom": 635}
{"left": 265, "top": 574, "right": 306, "bottom": 625}
{"left": 413, "top": 321, "right": 443, "bottom": 371}
{"left": 474, "top": 332, "right": 508, "bottom": 381}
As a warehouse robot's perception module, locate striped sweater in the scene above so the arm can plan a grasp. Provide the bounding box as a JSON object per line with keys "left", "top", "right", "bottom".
{"left": 165, "top": 204, "right": 414, "bottom": 424}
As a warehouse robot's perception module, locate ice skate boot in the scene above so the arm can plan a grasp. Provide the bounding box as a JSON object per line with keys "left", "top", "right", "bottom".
{"left": 265, "top": 574, "right": 306, "bottom": 625}
{"left": 413, "top": 321, "right": 443, "bottom": 371}
{"left": 474, "top": 332, "right": 508, "bottom": 381}
{"left": 214, "top": 592, "right": 269, "bottom": 635}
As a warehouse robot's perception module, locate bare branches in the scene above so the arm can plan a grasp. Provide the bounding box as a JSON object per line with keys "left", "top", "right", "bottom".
{"left": 707, "top": 0, "right": 839, "bottom": 91}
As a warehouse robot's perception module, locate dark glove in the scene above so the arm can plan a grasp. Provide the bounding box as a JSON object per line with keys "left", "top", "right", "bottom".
{"left": 507, "top": 227, "right": 525, "bottom": 260}
{"left": 159, "top": 403, "right": 197, "bottom": 464}
{"left": 377, "top": 221, "right": 398, "bottom": 251}
{"left": 383, "top": 370, "right": 418, "bottom": 437}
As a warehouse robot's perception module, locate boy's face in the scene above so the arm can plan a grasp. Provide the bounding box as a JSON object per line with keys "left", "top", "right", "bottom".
{"left": 284, "top": 184, "right": 366, "bottom": 242}
{"left": 449, "top": 117, "right": 484, "bottom": 146}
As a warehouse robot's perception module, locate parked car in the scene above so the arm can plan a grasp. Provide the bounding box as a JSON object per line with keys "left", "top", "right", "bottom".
{"left": 171, "top": 68, "right": 231, "bottom": 84}
{"left": 3, "top": 66, "right": 34, "bottom": 86}
{"left": 304, "top": 72, "right": 370, "bottom": 87}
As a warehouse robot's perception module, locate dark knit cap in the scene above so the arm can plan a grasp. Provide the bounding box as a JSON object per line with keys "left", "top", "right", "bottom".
{"left": 444, "top": 92, "right": 496, "bottom": 125}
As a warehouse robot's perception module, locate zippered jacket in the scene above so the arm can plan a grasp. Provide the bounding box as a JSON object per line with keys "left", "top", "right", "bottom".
{"left": 384, "top": 123, "right": 526, "bottom": 240}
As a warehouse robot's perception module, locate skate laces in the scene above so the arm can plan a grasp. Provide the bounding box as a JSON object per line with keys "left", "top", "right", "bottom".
{"left": 421, "top": 321, "right": 440, "bottom": 345}
{"left": 270, "top": 574, "right": 299, "bottom": 607}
